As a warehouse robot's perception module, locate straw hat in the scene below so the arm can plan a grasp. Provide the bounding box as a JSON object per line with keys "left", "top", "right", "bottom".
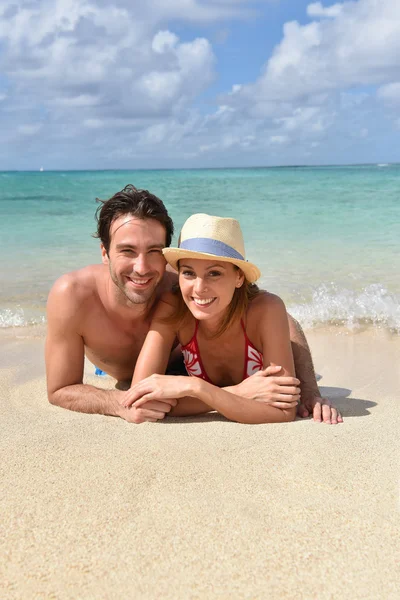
{"left": 162, "top": 213, "right": 261, "bottom": 283}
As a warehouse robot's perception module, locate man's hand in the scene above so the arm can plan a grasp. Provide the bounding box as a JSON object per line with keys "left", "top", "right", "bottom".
{"left": 298, "top": 390, "right": 343, "bottom": 424}
{"left": 233, "top": 365, "right": 301, "bottom": 409}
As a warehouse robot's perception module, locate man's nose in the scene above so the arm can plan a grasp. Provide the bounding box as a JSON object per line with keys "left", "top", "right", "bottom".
{"left": 134, "top": 253, "right": 150, "bottom": 275}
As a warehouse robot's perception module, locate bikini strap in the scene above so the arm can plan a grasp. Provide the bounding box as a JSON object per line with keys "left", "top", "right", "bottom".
{"left": 240, "top": 317, "right": 257, "bottom": 347}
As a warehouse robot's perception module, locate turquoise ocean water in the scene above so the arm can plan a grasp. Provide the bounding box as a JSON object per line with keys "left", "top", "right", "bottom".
{"left": 1, "top": 166, "right": 399, "bottom": 332}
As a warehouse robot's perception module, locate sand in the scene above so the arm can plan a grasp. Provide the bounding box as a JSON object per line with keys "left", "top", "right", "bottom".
{"left": 1, "top": 325, "right": 399, "bottom": 599}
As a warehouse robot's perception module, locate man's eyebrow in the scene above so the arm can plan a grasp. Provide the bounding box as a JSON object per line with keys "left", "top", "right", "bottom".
{"left": 115, "top": 243, "right": 165, "bottom": 249}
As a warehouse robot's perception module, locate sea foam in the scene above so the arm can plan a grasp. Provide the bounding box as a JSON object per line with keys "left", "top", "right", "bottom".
{"left": 1, "top": 284, "right": 399, "bottom": 333}
{"left": 289, "top": 283, "right": 400, "bottom": 332}
{"left": 0, "top": 307, "right": 45, "bottom": 328}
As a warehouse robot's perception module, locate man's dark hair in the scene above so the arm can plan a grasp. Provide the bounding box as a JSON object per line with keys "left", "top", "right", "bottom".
{"left": 94, "top": 184, "right": 174, "bottom": 253}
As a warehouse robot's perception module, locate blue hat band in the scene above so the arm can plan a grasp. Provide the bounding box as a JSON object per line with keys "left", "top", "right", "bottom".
{"left": 179, "top": 238, "right": 244, "bottom": 261}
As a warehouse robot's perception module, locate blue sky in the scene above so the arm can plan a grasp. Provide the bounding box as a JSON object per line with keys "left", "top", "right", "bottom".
{"left": 1, "top": 0, "right": 399, "bottom": 170}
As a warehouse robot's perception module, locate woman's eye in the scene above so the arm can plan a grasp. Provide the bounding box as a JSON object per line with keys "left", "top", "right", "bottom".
{"left": 181, "top": 270, "right": 194, "bottom": 277}
{"left": 208, "top": 271, "right": 222, "bottom": 277}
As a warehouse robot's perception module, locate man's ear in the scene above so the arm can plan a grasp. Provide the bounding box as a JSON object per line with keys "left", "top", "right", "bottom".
{"left": 101, "top": 244, "right": 109, "bottom": 265}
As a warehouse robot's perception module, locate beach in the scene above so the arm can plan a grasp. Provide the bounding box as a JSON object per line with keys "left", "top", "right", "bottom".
{"left": 2, "top": 167, "right": 399, "bottom": 597}
{"left": 1, "top": 324, "right": 399, "bottom": 599}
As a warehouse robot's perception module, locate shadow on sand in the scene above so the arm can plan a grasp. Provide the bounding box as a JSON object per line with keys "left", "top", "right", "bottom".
{"left": 163, "top": 387, "right": 377, "bottom": 423}
{"left": 319, "top": 386, "right": 376, "bottom": 418}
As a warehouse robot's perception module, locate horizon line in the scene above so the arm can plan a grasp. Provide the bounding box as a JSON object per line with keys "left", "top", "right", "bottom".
{"left": 1, "top": 161, "right": 399, "bottom": 173}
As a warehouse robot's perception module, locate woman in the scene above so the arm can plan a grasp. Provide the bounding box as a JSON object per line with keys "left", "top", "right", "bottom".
{"left": 122, "top": 213, "right": 300, "bottom": 424}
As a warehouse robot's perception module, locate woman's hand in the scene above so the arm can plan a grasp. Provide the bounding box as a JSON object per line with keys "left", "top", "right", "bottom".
{"left": 232, "top": 365, "right": 301, "bottom": 409}
{"left": 121, "top": 374, "right": 192, "bottom": 409}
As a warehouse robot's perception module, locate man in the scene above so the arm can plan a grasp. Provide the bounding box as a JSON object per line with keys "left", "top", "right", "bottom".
{"left": 46, "top": 185, "right": 342, "bottom": 424}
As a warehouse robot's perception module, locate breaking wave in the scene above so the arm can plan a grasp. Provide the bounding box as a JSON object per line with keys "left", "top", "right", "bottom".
{"left": 289, "top": 284, "right": 400, "bottom": 332}
{"left": 1, "top": 284, "right": 399, "bottom": 333}
{"left": 0, "top": 307, "right": 45, "bottom": 328}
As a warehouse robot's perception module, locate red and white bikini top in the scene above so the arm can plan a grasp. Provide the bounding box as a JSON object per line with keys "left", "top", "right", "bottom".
{"left": 181, "top": 319, "right": 263, "bottom": 385}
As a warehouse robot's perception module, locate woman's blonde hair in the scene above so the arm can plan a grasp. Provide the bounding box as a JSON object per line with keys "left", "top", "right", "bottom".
{"left": 165, "top": 265, "right": 260, "bottom": 338}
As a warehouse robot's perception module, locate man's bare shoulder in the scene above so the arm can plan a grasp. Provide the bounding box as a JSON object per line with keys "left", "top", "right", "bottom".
{"left": 47, "top": 265, "right": 104, "bottom": 315}
{"left": 158, "top": 266, "right": 178, "bottom": 294}
{"left": 159, "top": 290, "right": 180, "bottom": 308}
{"left": 150, "top": 290, "right": 179, "bottom": 321}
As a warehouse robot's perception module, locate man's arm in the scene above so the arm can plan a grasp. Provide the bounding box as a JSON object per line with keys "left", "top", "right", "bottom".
{"left": 287, "top": 314, "right": 343, "bottom": 424}
{"left": 45, "top": 276, "right": 174, "bottom": 423}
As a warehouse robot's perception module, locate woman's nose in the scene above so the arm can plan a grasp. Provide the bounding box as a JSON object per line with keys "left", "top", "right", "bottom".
{"left": 194, "top": 277, "right": 207, "bottom": 294}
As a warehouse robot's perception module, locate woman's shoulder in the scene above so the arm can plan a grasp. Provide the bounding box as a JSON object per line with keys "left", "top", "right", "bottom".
{"left": 248, "top": 290, "right": 286, "bottom": 314}
{"left": 245, "top": 291, "right": 289, "bottom": 346}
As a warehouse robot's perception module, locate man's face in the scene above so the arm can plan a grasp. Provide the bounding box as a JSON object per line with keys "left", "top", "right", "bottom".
{"left": 102, "top": 215, "right": 167, "bottom": 305}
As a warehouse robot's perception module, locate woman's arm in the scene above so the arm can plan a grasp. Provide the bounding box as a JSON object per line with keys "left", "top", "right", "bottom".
{"left": 196, "top": 294, "right": 297, "bottom": 423}
{"left": 131, "top": 298, "right": 178, "bottom": 385}
{"left": 184, "top": 295, "right": 296, "bottom": 423}
{"left": 127, "top": 296, "right": 212, "bottom": 416}
{"left": 125, "top": 373, "right": 295, "bottom": 424}
{"left": 123, "top": 295, "right": 213, "bottom": 415}
{"left": 126, "top": 295, "right": 297, "bottom": 424}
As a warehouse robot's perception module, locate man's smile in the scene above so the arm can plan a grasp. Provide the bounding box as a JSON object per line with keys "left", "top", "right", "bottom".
{"left": 126, "top": 276, "right": 153, "bottom": 287}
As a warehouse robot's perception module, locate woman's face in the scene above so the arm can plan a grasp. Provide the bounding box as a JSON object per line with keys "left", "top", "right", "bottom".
{"left": 178, "top": 258, "right": 244, "bottom": 323}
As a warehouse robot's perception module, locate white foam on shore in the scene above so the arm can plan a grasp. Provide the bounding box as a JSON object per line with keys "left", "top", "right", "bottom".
{"left": 0, "top": 307, "right": 45, "bottom": 328}
{"left": 289, "top": 283, "right": 400, "bottom": 332}
{"left": 1, "top": 284, "right": 399, "bottom": 333}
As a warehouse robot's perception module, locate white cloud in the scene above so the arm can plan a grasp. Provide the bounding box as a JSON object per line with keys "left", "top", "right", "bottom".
{"left": 269, "top": 135, "right": 288, "bottom": 145}
{"left": 221, "top": 0, "right": 400, "bottom": 147}
{"left": 0, "top": 2, "right": 217, "bottom": 124}
{"left": 152, "top": 31, "right": 179, "bottom": 53}
{"left": 18, "top": 124, "right": 42, "bottom": 135}
{"left": 229, "top": 84, "right": 242, "bottom": 95}
{"left": 307, "top": 2, "right": 343, "bottom": 18}
{"left": 377, "top": 82, "right": 400, "bottom": 104}
{"left": 225, "top": 0, "right": 400, "bottom": 110}
{"left": 83, "top": 118, "right": 103, "bottom": 129}
{"left": 139, "top": 123, "right": 169, "bottom": 145}
{"left": 140, "top": 0, "right": 270, "bottom": 23}
{"left": 54, "top": 95, "right": 100, "bottom": 108}
{"left": 275, "top": 107, "right": 329, "bottom": 132}
{"left": 1, "top": 0, "right": 400, "bottom": 168}
{"left": 137, "top": 33, "right": 215, "bottom": 111}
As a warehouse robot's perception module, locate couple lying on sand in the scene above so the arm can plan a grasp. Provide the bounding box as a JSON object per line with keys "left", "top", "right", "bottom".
{"left": 46, "top": 184, "right": 342, "bottom": 424}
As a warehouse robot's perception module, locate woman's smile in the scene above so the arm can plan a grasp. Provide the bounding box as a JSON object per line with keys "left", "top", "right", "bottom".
{"left": 191, "top": 297, "right": 216, "bottom": 307}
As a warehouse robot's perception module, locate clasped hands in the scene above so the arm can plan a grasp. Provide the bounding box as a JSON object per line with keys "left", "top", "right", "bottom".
{"left": 117, "top": 365, "right": 341, "bottom": 424}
